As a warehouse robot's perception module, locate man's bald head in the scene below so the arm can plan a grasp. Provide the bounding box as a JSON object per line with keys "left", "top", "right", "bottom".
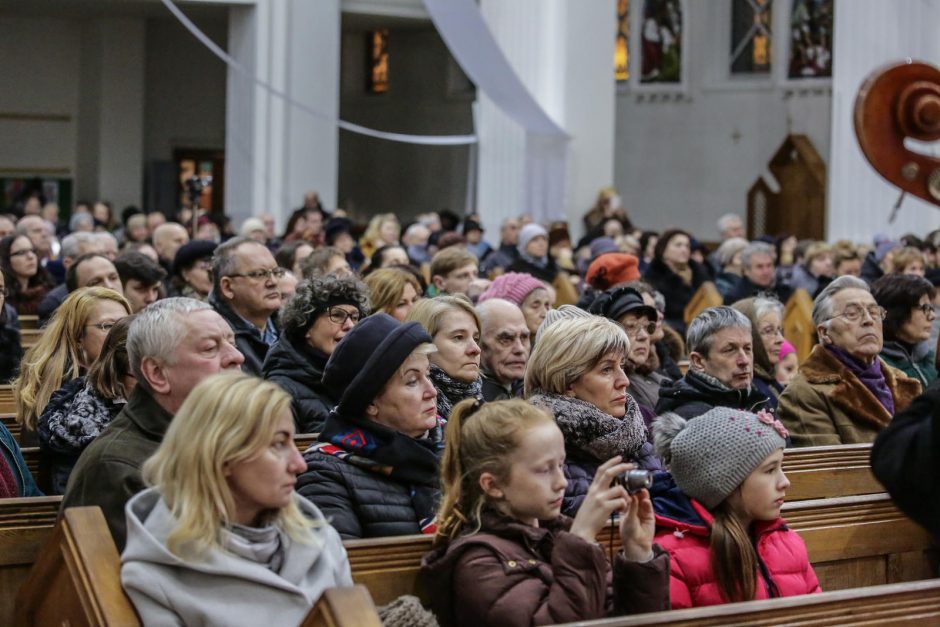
{"left": 476, "top": 298, "right": 531, "bottom": 384}
{"left": 152, "top": 223, "right": 189, "bottom": 263}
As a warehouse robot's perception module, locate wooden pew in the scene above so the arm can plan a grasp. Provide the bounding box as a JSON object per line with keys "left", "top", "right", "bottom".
{"left": 683, "top": 281, "right": 723, "bottom": 326}
{"left": 784, "top": 288, "right": 815, "bottom": 364}
{"left": 17, "top": 315, "right": 38, "bottom": 330}
{"left": 15, "top": 506, "right": 381, "bottom": 626}
{"left": 571, "top": 578, "right": 940, "bottom": 626}
{"left": 20, "top": 328, "right": 41, "bottom": 349}
{"left": 1, "top": 413, "right": 20, "bottom": 443}
{"left": 0, "top": 496, "right": 62, "bottom": 625}
{"left": 0, "top": 385, "right": 14, "bottom": 415}
{"left": 783, "top": 444, "right": 883, "bottom": 501}
{"left": 343, "top": 492, "right": 936, "bottom": 606}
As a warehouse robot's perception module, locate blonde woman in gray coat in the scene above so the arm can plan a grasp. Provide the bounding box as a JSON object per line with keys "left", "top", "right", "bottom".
{"left": 121, "top": 372, "right": 352, "bottom": 626}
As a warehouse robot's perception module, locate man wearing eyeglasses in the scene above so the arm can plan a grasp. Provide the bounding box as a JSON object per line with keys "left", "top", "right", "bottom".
{"left": 777, "top": 276, "right": 921, "bottom": 447}
{"left": 210, "top": 236, "right": 284, "bottom": 375}
{"left": 476, "top": 299, "right": 530, "bottom": 402}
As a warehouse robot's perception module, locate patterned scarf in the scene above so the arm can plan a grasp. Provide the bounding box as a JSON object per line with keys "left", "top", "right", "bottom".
{"left": 429, "top": 364, "right": 482, "bottom": 420}
{"left": 315, "top": 410, "right": 445, "bottom": 534}
{"left": 529, "top": 392, "right": 648, "bottom": 462}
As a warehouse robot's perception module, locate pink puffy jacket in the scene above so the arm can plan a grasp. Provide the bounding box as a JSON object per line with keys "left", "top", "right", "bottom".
{"left": 654, "top": 496, "right": 821, "bottom": 608}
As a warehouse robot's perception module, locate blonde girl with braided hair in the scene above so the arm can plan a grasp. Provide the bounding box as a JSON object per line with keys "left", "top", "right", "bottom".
{"left": 421, "top": 398, "right": 669, "bottom": 627}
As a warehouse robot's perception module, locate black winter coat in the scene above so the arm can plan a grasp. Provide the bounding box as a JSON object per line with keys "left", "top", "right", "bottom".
{"left": 642, "top": 258, "right": 710, "bottom": 334}
{"left": 0, "top": 304, "right": 22, "bottom": 384}
{"left": 262, "top": 337, "right": 335, "bottom": 433}
{"left": 296, "top": 449, "right": 440, "bottom": 539}
{"left": 209, "top": 291, "right": 277, "bottom": 376}
{"left": 655, "top": 369, "right": 770, "bottom": 419}
{"left": 723, "top": 275, "right": 793, "bottom": 306}
{"left": 507, "top": 255, "right": 559, "bottom": 284}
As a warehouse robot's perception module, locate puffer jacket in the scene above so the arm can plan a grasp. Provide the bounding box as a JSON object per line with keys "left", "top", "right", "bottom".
{"left": 651, "top": 474, "right": 820, "bottom": 608}
{"left": 655, "top": 369, "right": 771, "bottom": 420}
{"left": 420, "top": 509, "right": 670, "bottom": 627}
{"left": 880, "top": 340, "right": 938, "bottom": 392}
{"left": 122, "top": 488, "right": 352, "bottom": 626}
{"left": 37, "top": 377, "right": 125, "bottom": 494}
{"left": 262, "top": 337, "right": 336, "bottom": 433}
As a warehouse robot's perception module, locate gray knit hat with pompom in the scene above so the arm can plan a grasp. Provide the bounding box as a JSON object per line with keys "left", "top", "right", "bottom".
{"left": 652, "top": 407, "right": 787, "bottom": 509}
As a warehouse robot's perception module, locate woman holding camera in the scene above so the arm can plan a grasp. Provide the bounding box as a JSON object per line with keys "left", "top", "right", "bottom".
{"left": 421, "top": 398, "right": 668, "bottom": 627}
{"left": 525, "top": 316, "right": 663, "bottom": 518}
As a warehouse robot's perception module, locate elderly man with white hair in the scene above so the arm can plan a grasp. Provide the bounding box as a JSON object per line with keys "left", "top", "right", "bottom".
{"left": 476, "top": 298, "right": 530, "bottom": 401}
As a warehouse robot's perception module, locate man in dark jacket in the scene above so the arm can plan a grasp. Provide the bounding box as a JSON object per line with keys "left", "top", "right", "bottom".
{"left": 210, "top": 236, "right": 283, "bottom": 375}
{"left": 62, "top": 298, "right": 244, "bottom": 549}
{"left": 871, "top": 380, "right": 940, "bottom": 538}
{"left": 477, "top": 299, "right": 529, "bottom": 402}
{"left": 724, "top": 242, "right": 793, "bottom": 305}
{"left": 656, "top": 306, "right": 769, "bottom": 419}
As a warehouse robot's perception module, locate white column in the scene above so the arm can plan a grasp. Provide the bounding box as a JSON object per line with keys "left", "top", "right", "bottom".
{"left": 226, "top": 0, "right": 340, "bottom": 232}
{"left": 477, "top": 0, "right": 616, "bottom": 239}
{"left": 828, "top": 0, "right": 940, "bottom": 241}
{"left": 76, "top": 18, "right": 146, "bottom": 209}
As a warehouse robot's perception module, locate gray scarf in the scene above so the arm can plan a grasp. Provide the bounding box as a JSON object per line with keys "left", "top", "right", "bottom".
{"left": 429, "top": 364, "right": 482, "bottom": 419}
{"left": 222, "top": 522, "right": 285, "bottom": 573}
{"left": 529, "top": 392, "right": 648, "bottom": 461}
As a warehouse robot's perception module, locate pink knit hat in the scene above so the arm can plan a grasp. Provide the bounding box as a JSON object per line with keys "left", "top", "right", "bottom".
{"left": 779, "top": 339, "right": 796, "bottom": 360}
{"left": 478, "top": 272, "right": 546, "bottom": 306}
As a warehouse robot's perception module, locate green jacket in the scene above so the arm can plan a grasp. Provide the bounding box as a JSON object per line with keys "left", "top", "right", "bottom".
{"left": 62, "top": 387, "right": 173, "bottom": 551}
{"left": 880, "top": 341, "right": 938, "bottom": 392}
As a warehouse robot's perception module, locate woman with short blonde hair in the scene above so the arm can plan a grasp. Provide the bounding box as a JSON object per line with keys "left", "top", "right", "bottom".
{"left": 364, "top": 267, "right": 421, "bottom": 322}
{"left": 526, "top": 316, "right": 663, "bottom": 516}
{"left": 361, "top": 213, "right": 401, "bottom": 259}
{"left": 13, "top": 287, "right": 131, "bottom": 442}
{"left": 407, "top": 295, "right": 482, "bottom": 418}
{"left": 122, "top": 371, "right": 351, "bottom": 625}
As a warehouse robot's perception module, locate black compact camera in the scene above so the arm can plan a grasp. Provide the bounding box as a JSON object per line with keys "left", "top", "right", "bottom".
{"left": 614, "top": 469, "right": 652, "bottom": 494}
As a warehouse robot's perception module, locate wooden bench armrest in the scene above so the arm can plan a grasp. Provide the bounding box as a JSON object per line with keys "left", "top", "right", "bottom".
{"left": 301, "top": 584, "right": 381, "bottom": 627}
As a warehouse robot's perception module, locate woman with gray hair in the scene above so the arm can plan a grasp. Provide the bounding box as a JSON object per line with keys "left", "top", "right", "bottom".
{"left": 713, "top": 237, "right": 748, "bottom": 299}
{"left": 777, "top": 275, "right": 921, "bottom": 447}
{"left": 262, "top": 275, "right": 369, "bottom": 433}
{"left": 732, "top": 296, "right": 785, "bottom": 409}
{"left": 526, "top": 316, "right": 663, "bottom": 517}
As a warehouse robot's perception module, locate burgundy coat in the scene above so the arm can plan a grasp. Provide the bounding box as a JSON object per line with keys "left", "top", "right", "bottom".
{"left": 654, "top": 492, "right": 820, "bottom": 608}
{"left": 421, "top": 510, "right": 670, "bottom": 627}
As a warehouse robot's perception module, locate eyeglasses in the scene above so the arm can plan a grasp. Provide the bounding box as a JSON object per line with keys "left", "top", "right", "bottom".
{"left": 622, "top": 321, "right": 657, "bottom": 336}
{"left": 915, "top": 303, "right": 936, "bottom": 318}
{"left": 758, "top": 325, "right": 785, "bottom": 338}
{"left": 226, "top": 267, "right": 287, "bottom": 282}
{"left": 829, "top": 303, "right": 886, "bottom": 323}
{"left": 86, "top": 321, "right": 117, "bottom": 332}
{"left": 327, "top": 307, "right": 360, "bottom": 325}
{"left": 9, "top": 248, "right": 36, "bottom": 258}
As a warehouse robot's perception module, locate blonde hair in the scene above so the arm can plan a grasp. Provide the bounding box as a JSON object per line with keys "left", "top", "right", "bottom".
{"left": 435, "top": 398, "right": 555, "bottom": 545}
{"left": 142, "top": 371, "right": 313, "bottom": 557}
{"left": 13, "top": 287, "right": 131, "bottom": 430}
{"left": 405, "top": 294, "right": 480, "bottom": 338}
{"left": 363, "top": 213, "right": 400, "bottom": 246}
{"left": 364, "top": 268, "right": 421, "bottom": 317}
{"left": 890, "top": 246, "right": 927, "bottom": 273}
{"left": 525, "top": 316, "right": 628, "bottom": 397}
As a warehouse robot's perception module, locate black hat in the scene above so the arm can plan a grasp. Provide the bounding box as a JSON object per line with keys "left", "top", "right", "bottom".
{"left": 325, "top": 217, "right": 352, "bottom": 246}
{"left": 462, "top": 219, "right": 483, "bottom": 235}
{"left": 172, "top": 240, "right": 217, "bottom": 277}
{"left": 323, "top": 313, "right": 432, "bottom": 416}
{"left": 589, "top": 286, "right": 657, "bottom": 322}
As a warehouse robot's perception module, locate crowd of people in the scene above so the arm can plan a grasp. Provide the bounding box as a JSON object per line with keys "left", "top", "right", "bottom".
{"left": 0, "top": 190, "right": 939, "bottom": 625}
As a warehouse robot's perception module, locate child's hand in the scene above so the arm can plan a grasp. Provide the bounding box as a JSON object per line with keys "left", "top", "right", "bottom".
{"left": 569, "top": 456, "right": 631, "bottom": 544}
{"left": 619, "top": 488, "right": 656, "bottom": 562}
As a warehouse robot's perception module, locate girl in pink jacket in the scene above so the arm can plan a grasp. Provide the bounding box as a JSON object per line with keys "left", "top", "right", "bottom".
{"left": 650, "top": 406, "right": 821, "bottom": 608}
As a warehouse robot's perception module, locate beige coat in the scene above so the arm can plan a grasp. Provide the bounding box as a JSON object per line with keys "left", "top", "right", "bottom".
{"left": 777, "top": 345, "right": 921, "bottom": 447}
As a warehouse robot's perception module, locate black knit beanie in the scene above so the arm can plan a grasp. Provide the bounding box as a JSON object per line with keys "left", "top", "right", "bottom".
{"left": 322, "top": 313, "right": 432, "bottom": 417}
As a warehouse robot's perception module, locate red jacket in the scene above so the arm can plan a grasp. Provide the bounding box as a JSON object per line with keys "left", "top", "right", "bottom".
{"left": 652, "top": 476, "right": 820, "bottom": 609}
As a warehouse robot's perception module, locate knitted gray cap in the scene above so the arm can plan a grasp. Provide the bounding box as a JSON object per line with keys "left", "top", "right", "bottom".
{"left": 652, "top": 407, "right": 787, "bottom": 509}
{"left": 534, "top": 304, "right": 592, "bottom": 344}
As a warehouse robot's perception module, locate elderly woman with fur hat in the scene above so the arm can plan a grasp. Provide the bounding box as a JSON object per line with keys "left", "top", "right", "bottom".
{"left": 296, "top": 314, "right": 443, "bottom": 539}
{"left": 526, "top": 316, "right": 663, "bottom": 518}
{"left": 777, "top": 276, "right": 921, "bottom": 446}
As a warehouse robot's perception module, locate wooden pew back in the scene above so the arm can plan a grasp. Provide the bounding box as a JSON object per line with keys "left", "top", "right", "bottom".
{"left": 0, "top": 385, "right": 14, "bottom": 415}
{"left": 683, "top": 282, "right": 723, "bottom": 326}
{"left": 784, "top": 288, "right": 815, "bottom": 364}
{"left": 1, "top": 413, "right": 20, "bottom": 442}
{"left": 0, "top": 496, "right": 61, "bottom": 625}
{"left": 17, "top": 315, "right": 38, "bottom": 330}
{"left": 783, "top": 444, "right": 883, "bottom": 501}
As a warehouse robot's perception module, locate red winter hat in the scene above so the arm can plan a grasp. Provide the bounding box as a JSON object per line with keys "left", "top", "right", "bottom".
{"left": 585, "top": 253, "right": 640, "bottom": 290}
{"left": 478, "top": 272, "right": 546, "bottom": 306}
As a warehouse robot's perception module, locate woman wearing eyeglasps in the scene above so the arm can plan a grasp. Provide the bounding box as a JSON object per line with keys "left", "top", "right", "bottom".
{"left": 872, "top": 274, "right": 938, "bottom": 390}
{"left": 263, "top": 276, "right": 370, "bottom": 433}
{"left": 0, "top": 234, "right": 55, "bottom": 315}
{"left": 777, "top": 276, "right": 921, "bottom": 447}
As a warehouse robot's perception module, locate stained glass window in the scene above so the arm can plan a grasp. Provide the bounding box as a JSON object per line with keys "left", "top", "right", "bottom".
{"left": 788, "top": 0, "right": 833, "bottom": 78}
{"left": 731, "top": 0, "right": 772, "bottom": 74}
{"left": 615, "top": 0, "right": 630, "bottom": 82}
{"left": 640, "top": 0, "right": 682, "bottom": 83}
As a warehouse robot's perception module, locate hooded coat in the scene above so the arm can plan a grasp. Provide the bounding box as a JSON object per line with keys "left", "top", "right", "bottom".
{"left": 651, "top": 475, "right": 820, "bottom": 609}
{"left": 655, "top": 369, "right": 771, "bottom": 420}
{"left": 777, "top": 345, "right": 921, "bottom": 446}
{"left": 121, "top": 488, "right": 352, "bottom": 626}
{"left": 262, "top": 337, "right": 336, "bottom": 433}
{"left": 420, "top": 509, "right": 670, "bottom": 627}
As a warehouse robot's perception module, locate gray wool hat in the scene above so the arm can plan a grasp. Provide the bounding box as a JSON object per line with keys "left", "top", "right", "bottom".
{"left": 535, "top": 304, "right": 592, "bottom": 344}
{"left": 652, "top": 407, "right": 787, "bottom": 510}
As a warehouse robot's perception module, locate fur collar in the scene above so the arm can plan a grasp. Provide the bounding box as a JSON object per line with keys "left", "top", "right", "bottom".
{"left": 799, "top": 345, "right": 921, "bottom": 429}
